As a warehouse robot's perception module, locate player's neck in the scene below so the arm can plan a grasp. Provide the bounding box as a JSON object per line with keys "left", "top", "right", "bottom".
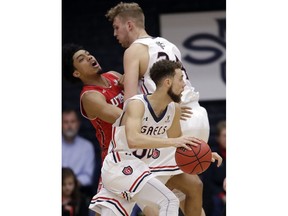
{"left": 136, "top": 29, "right": 150, "bottom": 40}
{"left": 147, "top": 93, "right": 171, "bottom": 115}
{"left": 83, "top": 74, "right": 110, "bottom": 88}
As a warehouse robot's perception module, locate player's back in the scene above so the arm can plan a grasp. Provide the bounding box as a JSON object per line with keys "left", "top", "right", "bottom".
{"left": 133, "top": 37, "right": 199, "bottom": 104}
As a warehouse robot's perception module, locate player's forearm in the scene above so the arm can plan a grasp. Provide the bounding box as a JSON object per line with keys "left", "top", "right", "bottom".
{"left": 127, "top": 134, "right": 175, "bottom": 149}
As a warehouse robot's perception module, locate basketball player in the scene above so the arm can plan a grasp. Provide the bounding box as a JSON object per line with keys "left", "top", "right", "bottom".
{"left": 106, "top": 2, "right": 222, "bottom": 216}
{"left": 62, "top": 43, "right": 124, "bottom": 162}
{"left": 90, "top": 59, "right": 202, "bottom": 216}
{"left": 63, "top": 43, "right": 127, "bottom": 216}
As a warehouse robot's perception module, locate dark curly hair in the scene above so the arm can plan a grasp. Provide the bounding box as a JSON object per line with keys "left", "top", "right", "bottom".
{"left": 62, "top": 43, "right": 83, "bottom": 83}
{"left": 149, "top": 59, "right": 182, "bottom": 87}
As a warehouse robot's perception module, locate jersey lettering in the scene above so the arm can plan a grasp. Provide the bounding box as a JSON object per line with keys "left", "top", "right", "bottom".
{"left": 141, "top": 125, "right": 167, "bottom": 135}
{"left": 132, "top": 148, "right": 158, "bottom": 159}
{"left": 110, "top": 91, "right": 124, "bottom": 106}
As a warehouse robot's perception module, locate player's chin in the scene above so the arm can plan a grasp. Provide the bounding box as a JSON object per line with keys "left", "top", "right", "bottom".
{"left": 120, "top": 41, "right": 129, "bottom": 48}
{"left": 96, "top": 68, "right": 104, "bottom": 74}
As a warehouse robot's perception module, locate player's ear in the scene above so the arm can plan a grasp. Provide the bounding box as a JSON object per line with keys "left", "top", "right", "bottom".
{"left": 165, "top": 77, "right": 172, "bottom": 87}
{"left": 127, "top": 20, "right": 134, "bottom": 30}
{"left": 73, "top": 70, "right": 80, "bottom": 78}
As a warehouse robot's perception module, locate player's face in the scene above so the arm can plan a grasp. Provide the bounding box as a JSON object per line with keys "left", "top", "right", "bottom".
{"left": 167, "top": 69, "right": 185, "bottom": 103}
{"left": 62, "top": 112, "right": 80, "bottom": 139}
{"left": 62, "top": 176, "right": 75, "bottom": 197}
{"left": 72, "top": 50, "right": 102, "bottom": 75}
{"left": 112, "top": 16, "right": 131, "bottom": 48}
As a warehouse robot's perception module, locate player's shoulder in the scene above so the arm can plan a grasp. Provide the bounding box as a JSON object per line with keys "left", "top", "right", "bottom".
{"left": 124, "top": 44, "right": 147, "bottom": 59}
{"left": 127, "top": 42, "right": 147, "bottom": 51}
{"left": 81, "top": 89, "right": 105, "bottom": 103}
{"left": 125, "top": 95, "right": 145, "bottom": 108}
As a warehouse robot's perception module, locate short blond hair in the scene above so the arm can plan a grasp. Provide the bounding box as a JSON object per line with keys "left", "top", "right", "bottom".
{"left": 106, "top": 2, "right": 145, "bottom": 28}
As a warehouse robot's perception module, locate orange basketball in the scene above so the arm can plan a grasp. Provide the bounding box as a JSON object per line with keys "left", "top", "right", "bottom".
{"left": 175, "top": 139, "right": 212, "bottom": 175}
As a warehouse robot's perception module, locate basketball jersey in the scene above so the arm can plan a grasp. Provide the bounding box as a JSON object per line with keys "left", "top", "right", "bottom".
{"left": 80, "top": 72, "right": 124, "bottom": 161}
{"left": 117, "top": 94, "right": 182, "bottom": 178}
{"left": 111, "top": 94, "right": 176, "bottom": 152}
{"left": 133, "top": 37, "right": 210, "bottom": 143}
{"left": 133, "top": 37, "right": 199, "bottom": 104}
{"left": 101, "top": 94, "right": 175, "bottom": 200}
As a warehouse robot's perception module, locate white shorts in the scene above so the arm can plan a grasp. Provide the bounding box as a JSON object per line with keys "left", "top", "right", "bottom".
{"left": 101, "top": 152, "right": 154, "bottom": 200}
{"left": 89, "top": 187, "right": 135, "bottom": 216}
{"left": 90, "top": 178, "right": 180, "bottom": 215}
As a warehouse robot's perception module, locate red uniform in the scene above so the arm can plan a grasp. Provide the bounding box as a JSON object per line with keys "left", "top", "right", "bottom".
{"left": 80, "top": 72, "right": 124, "bottom": 161}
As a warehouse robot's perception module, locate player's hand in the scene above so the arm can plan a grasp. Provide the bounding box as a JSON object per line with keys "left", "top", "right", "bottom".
{"left": 211, "top": 152, "right": 223, "bottom": 167}
{"left": 180, "top": 106, "right": 193, "bottom": 120}
{"left": 118, "top": 74, "right": 125, "bottom": 87}
{"left": 172, "top": 136, "right": 201, "bottom": 150}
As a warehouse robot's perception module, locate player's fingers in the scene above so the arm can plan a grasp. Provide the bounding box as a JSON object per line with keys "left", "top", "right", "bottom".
{"left": 186, "top": 140, "right": 198, "bottom": 147}
{"left": 217, "top": 157, "right": 223, "bottom": 167}
{"left": 182, "top": 110, "right": 193, "bottom": 114}
{"left": 181, "top": 106, "right": 193, "bottom": 115}
{"left": 180, "top": 114, "right": 192, "bottom": 120}
{"left": 181, "top": 106, "right": 192, "bottom": 111}
{"left": 182, "top": 144, "right": 192, "bottom": 150}
{"left": 181, "top": 112, "right": 192, "bottom": 116}
{"left": 191, "top": 137, "right": 202, "bottom": 144}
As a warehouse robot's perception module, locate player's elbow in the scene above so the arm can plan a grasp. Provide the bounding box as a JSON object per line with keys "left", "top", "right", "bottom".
{"left": 127, "top": 140, "right": 137, "bottom": 149}
{"left": 126, "top": 135, "right": 139, "bottom": 149}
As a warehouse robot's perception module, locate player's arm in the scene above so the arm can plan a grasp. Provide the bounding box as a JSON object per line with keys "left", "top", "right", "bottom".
{"left": 167, "top": 103, "right": 182, "bottom": 138}
{"left": 167, "top": 103, "right": 201, "bottom": 148}
{"left": 124, "top": 100, "right": 195, "bottom": 150}
{"left": 81, "top": 91, "right": 122, "bottom": 124}
{"left": 123, "top": 44, "right": 148, "bottom": 101}
{"left": 211, "top": 152, "right": 223, "bottom": 167}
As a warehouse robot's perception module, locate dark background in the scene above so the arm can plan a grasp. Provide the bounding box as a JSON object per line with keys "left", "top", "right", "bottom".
{"left": 62, "top": 0, "right": 226, "bottom": 214}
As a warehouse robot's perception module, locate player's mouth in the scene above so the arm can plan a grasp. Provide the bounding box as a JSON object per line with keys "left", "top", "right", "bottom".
{"left": 91, "top": 60, "right": 99, "bottom": 68}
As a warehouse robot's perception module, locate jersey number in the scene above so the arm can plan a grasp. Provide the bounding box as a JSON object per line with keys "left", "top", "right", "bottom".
{"left": 157, "top": 52, "right": 189, "bottom": 80}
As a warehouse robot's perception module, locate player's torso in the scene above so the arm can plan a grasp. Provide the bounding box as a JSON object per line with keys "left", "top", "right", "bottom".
{"left": 80, "top": 73, "right": 124, "bottom": 157}
{"left": 124, "top": 95, "right": 180, "bottom": 175}
{"left": 110, "top": 94, "right": 175, "bottom": 154}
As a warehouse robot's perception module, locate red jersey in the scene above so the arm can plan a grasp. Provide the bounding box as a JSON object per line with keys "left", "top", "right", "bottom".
{"left": 80, "top": 72, "right": 124, "bottom": 161}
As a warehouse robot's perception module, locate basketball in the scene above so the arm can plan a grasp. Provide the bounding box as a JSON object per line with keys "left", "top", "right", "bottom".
{"left": 175, "top": 139, "right": 212, "bottom": 175}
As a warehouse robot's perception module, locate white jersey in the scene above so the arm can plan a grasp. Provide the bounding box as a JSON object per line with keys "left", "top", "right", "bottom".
{"left": 133, "top": 37, "right": 210, "bottom": 143}
{"left": 125, "top": 95, "right": 183, "bottom": 178}
{"left": 133, "top": 36, "right": 199, "bottom": 104}
{"left": 101, "top": 94, "right": 176, "bottom": 199}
